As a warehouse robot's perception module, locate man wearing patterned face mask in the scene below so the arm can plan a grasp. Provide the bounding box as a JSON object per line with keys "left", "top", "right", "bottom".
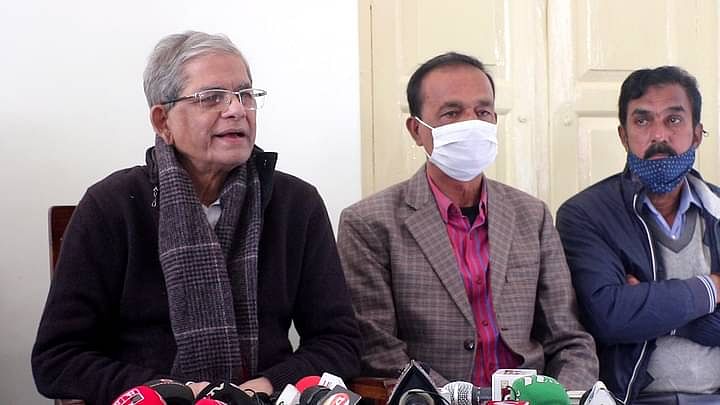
{"left": 557, "top": 66, "right": 720, "bottom": 405}
{"left": 337, "top": 52, "right": 598, "bottom": 391}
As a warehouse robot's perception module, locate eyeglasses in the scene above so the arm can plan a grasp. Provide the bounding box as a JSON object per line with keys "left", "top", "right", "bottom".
{"left": 161, "top": 88, "right": 267, "bottom": 111}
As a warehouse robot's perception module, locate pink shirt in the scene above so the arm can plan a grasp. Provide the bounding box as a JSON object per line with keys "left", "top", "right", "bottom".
{"left": 427, "top": 173, "right": 521, "bottom": 386}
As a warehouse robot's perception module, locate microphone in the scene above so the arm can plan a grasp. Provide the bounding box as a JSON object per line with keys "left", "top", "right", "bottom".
{"left": 197, "top": 382, "right": 255, "bottom": 405}
{"left": 319, "top": 372, "right": 347, "bottom": 389}
{"left": 491, "top": 369, "right": 537, "bottom": 401}
{"left": 508, "top": 375, "right": 570, "bottom": 405}
{"left": 298, "top": 385, "right": 332, "bottom": 405}
{"left": 112, "top": 385, "right": 167, "bottom": 405}
{"left": 440, "top": 381, "right": 492, "bottom": 405}
{"left": 578, "top": 381, "right": 619, "bottom": 405}
{"left": 297, "top": 384, "right": 362, "bottom": 405}
{"left": 274, "top": 384, "right": 301, "bottom": 405}
{"left": 316, "top": 385, "right": 362, "bottom": 405}
{"left": 145, "top": 379, "right": 195, "bottom": 405}
{"left": 388, "top": 360, "right": 442, "bottom": 405}
{"left": 296, "top": 376, "right": 322, "bottom": 393}
{"left": 276, "top": 372, "right": 351, "bottom": 405}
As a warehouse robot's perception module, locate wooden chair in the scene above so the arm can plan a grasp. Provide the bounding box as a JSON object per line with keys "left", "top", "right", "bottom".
{"left": 49, "top": 206, "right": 76, "bottom": 272}
{"left": 48, "top": 206, "right": 85, "bottom": 405}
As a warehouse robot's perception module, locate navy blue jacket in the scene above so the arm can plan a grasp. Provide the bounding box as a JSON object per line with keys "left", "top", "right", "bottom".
{"left": 556, "top": 169, "right": 720, "bottom": 403}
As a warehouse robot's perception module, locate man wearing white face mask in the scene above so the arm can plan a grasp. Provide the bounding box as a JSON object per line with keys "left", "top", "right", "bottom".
{"left": 337, "top": 52, "right": 598, "bottom": 391}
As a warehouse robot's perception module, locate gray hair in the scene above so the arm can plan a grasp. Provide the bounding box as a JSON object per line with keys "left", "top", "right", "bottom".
{"left": 142, "top": 31, "right": 252, "bottom": 107}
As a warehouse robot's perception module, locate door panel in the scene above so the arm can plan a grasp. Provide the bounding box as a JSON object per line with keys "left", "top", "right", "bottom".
{"left": 548, "top": 0, "right": 719, "bottom": 210}
{"left": 360, "top": 0, "right": 719, "bottom": 213}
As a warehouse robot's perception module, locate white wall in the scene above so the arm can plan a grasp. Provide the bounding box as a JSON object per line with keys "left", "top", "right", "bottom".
{"left": 0, "top": 1, "right": 361, "bottom": 403}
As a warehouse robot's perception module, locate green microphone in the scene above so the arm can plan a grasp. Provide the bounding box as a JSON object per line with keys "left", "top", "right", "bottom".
{"left": 508, "top": 375, "right": 570, "bottom": 405}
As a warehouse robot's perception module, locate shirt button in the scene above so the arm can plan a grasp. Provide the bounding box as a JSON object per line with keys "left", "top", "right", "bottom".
{"left": 482, "top": 320, "right": 489, "bottom": 327}
{"left": 463, "top": 339, "right": 475, "bottom": 351}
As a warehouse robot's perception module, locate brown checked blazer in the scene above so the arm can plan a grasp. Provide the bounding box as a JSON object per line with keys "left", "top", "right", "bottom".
{"left": 337, "top": 166, "right": 598, "bottom": 390}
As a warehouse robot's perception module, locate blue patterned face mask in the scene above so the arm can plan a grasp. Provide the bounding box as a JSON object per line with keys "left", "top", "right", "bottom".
{"left": 627, "top": 146, "right": 696, "bottom": 194}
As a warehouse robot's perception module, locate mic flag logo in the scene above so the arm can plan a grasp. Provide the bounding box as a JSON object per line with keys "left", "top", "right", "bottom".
{"left": 113, "top": 388, "right": 145, "bottom": 405}
{"left": 112, "top": 386, "right": 165, "bottom": 405}
{"left": 324, "top": 392, "right": 350, "bottom": 405}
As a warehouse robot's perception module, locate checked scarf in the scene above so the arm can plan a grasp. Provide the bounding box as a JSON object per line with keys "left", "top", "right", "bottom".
{"left": 154, "top": 136, "right": 261, "bottom": 382}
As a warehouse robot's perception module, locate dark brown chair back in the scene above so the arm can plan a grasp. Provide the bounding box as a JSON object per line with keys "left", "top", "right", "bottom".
{"left": 350, "top": 377, "right": 395, "bottom": 405}
{"left": 48, "top": 206, "right": 85, "bottom": 405}
{"left": 49, "top": 205, "right": 75, "bottom": 272}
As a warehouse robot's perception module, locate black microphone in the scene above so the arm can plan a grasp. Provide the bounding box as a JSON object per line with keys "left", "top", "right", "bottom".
{"left": 145, "top": 379, "right": 195, "bottom": 405}
{"left": 197, "top": 382, "right": 256, "bottom": 405}
{"left": 399, "top": 390, "right": 437, "bottom": 405}
{"left": 316, "top": 385, "right": 362, "bottom": 405}
{"left": 297, "top": 384, "right": 362, "bottom": 405}
{"left": 298, "top": 385, "right": 332, "bottom": 405}
{"left": 388, "top": 360, "right": 442, "bottom": 405}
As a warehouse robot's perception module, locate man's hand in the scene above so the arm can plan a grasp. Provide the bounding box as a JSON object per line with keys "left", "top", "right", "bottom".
{"left": 239, "top": 376, "right": 274, "bottom": 395}
{"left": 626, "top": 274, "right": 640, "bottom": 286}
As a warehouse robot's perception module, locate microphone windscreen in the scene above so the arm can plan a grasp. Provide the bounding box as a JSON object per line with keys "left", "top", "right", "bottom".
{"left": 388, "top": 360, "right": 441, "bottom": 405}
{"left": 398, "top": 391, "right": 434, "bottom": 405}
{"left": 441, "top": 381, "right": 472, "bottom": 405}
{"left": 298, "top": 385, "right": 331, "bottom": 405}
{"left": 318, "top": 385, "right": 362, "bottom": 405}
{"left": 112, "top": 385, "right": 166, "bottom": 405}
{"left": 145, "top": 379, "right": 194, "bottom": 405}
{"left": 296, "top": 376, "right": 322, "bottom": 393}
{"left": 510, "top": 375, "right": 570, "bottom": 405}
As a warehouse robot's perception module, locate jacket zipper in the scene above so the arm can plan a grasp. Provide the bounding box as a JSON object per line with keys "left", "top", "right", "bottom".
{"left": 623, "top": 193, "right": 657, "bottom": 404}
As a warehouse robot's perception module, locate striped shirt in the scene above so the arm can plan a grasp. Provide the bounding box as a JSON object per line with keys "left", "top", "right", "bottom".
{"left": 427, "top": 173, "right": 521, "bottom": 386}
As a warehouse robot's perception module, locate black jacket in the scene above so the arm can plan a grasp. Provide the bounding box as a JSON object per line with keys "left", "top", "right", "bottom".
{"left": 32, "top": 147, "right": 361, "bottom": 405}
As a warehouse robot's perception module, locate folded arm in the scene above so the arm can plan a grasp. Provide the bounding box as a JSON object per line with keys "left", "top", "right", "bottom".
{"left": 556, "top": 201, "right": 716, "bottom": 345}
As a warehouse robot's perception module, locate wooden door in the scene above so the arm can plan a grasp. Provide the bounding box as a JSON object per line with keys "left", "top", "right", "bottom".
{"left": 547, "top": 0, "right": 719, "bottom": 210}
{"left": 359, "top": 0, "right": 548, "bottom": 196}
{"left": 360, "top": 0, "right": 720, "bottom": 212}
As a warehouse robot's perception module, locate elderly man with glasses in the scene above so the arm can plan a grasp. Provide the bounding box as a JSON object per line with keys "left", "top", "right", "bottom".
{"left": 31, "top": 31, "right": 361, "bottom": 405}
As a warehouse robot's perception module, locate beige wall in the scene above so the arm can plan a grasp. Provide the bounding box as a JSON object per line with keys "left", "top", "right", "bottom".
{"left": 359, "top": 0, "right": 720, "bottom": 213}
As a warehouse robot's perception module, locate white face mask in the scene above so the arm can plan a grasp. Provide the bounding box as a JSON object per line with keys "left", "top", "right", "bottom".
{"left": 415, "top": 117, "right": 498, "bottom": 182}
